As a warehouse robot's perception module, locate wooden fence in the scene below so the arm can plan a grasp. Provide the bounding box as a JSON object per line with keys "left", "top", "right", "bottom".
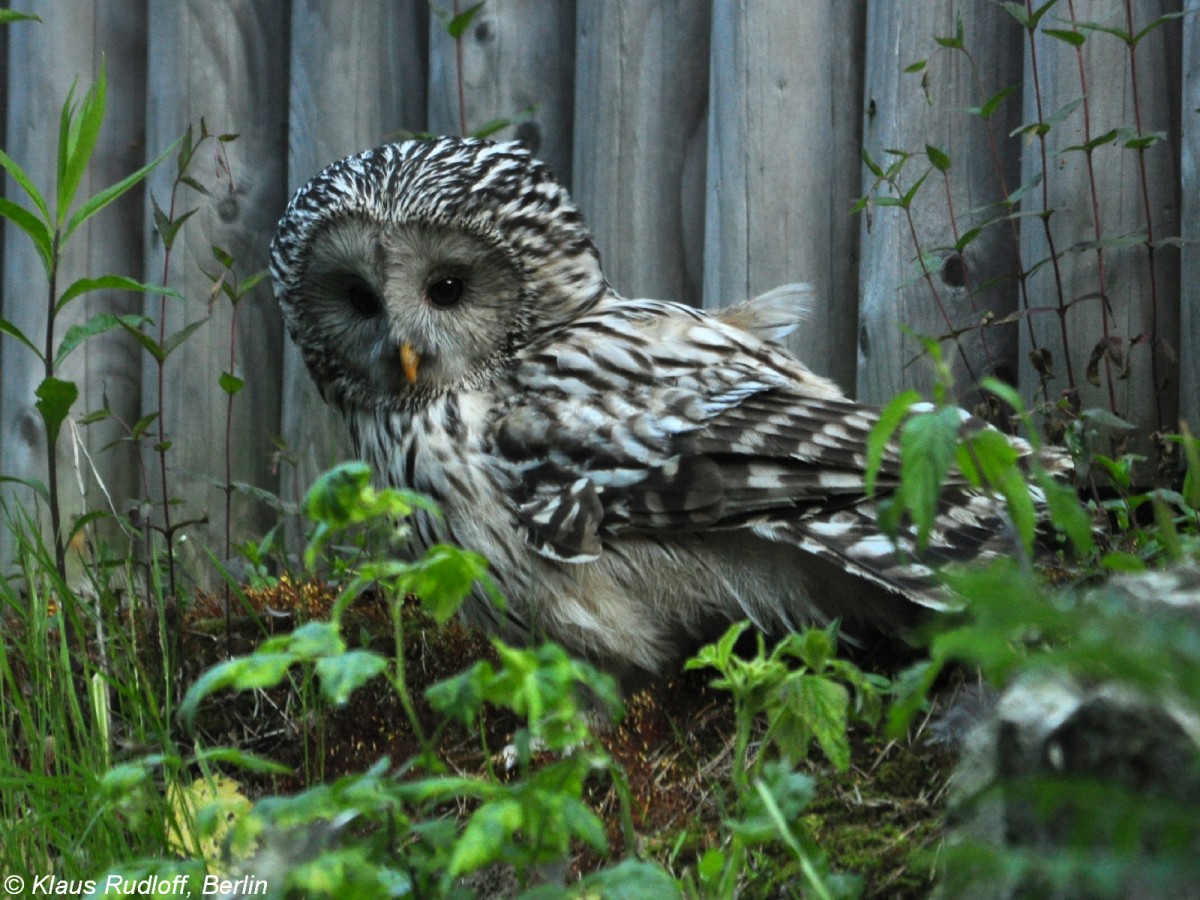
{"left": 0, "top": 0, "right": 1195, "bottom": 584}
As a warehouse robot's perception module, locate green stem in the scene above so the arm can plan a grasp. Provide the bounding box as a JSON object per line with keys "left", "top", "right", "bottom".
{"left": 390, "top": 598, "right": 430, "bottom": 754}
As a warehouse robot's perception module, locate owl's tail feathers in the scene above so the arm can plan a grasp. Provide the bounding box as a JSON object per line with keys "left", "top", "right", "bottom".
{"left": 755, "top": 484, "right": 1051, "bottom": 617}
{"left": 716, "top": 283, "right": 814, "bottom": 345}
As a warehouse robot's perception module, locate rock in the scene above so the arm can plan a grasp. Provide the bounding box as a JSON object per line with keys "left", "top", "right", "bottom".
{"left": 941, "top": 564, "right": 1200, "bottom": 899}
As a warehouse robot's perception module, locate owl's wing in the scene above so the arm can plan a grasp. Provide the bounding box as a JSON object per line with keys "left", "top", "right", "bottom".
{"left": 493, "top": 298, "right": 1030, "bottom": 602}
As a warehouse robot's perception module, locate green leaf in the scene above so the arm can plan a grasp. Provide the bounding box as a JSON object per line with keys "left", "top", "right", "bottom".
{"left": 236, "top": 270, "right": 269, "bottom": 296}
{"left": 0, "top": 146, "right": 50, "bottom": 225}
{"left": 865, "top": 390, "right": 919, "bottom": 496}
{"left": 55, "top": 313, "right": 152, "bottom": 369}
{"left": 306, "top": 461, "right": 389, "bottom": 528}
{"left": 56, "top": 274, "right": 181, "bottom": 315}
{"left": 560, "top": 796, "right": 608, "bottom": 852}
{"left": 579, "top": 859, "right": 681, "bottom": 900}
{"left": 116, "top": 318, "right": 165, "bottom": 362}
{"left": 68, "top": 510, "right": 110, "bottom": 546}
{"left": 954, "top": 225, "right": 983, "bottom": 253}
{"left": 0, "top": 10, "right": 42, "bottom": 23}
{"left": 779, "top": 673, "right": 851, "bottom": 770}
{"left": 925, "top": 144, "right": 951, "bottom": 173}
{"left": 0, "top": 196, "right": 53, "bottom": 274}
{"left": 315, "top": 650, "right": 388, "bottom": 706}
{"left": 0, "top": 474, "right": 51, "bottom": 506}
{"left": 1100, "top": 551, "right": 1146, "bottom": 572}
{"left": 1005, "top": 172, "right": 1043, "bottom": 206}
{"left": 152, "top": 195, "right": 198, "bottom": 251}
{"left": 407, "top": 544, "right": 488, "bottom": 624}
{"left": 1122, "top": 130, "right": 1166, "bottom": 150}
{"left": 976, "top": 84, "right": 1019, "bottom": 120}
{"left": 0, "top": 317, "right": 45, "bottom": 362}
{"left": 1075, "top": 19, "right": 1132, "bottom": 46}
{"left": 934, "top": 13, "right": 964, "bottom": 48}
{"left": 686, "top": 620, "right": 752, "bottom": 674}
{"left": 63, "top": 134, "right": 182, "bottom": 244}
{"left": 1027, "top": 0, "right": 1059, "bottom": 30}
{"left": 56, "top": 80, "right": 78, "bottom": 212}
{"left": 698, "top": 849, "right": 726, "bottom": 885}
{"left": 179, "top": 653, "right": 296, "bottom": 726}
{"left": 998, "top": 2, "right": 1030, "bottom": 28}
{"left": 796, "top": 626, "right": 835, "bottom": 673}
{"left": 955, "top": 429, "right": 1034, "bottom": 552}
{"left": 191, "top": 746, "right": 291, "bottom": 775}
{"left": 58, "top": 59, "right": 107, "bottom": 227}
{"left": 445, "top": 0, "right": 487, "bottom": 39}
{"left": 900, "top": 170, "right": 929, "bottom": 208}
{"left": 861, "top": 146, "right": 884, "bottom": 178}
{"left": 449, "top": 799, "right": 523, "bottom": 878}
{"left": 219, "top": 371, "right": 244, "bottom": 397}
{"left": 35, "top": 376, "right": 78, "bottom": 448}
{"left": 1037, "top": 472, "right": 1095, "bottom": 556}
{"left": 1177, "top": 423, "right": 1200, "bottom": 511}
{"left": 899, "top": 405, "right": 961, "bottom": 549}
{"left": 1043, "top": 27, "right": 1085, "bottom": 46}
{"left": 130, "top": 412, "right": 158, "bottom": 440}
{"left": 261, "top": 620, "right": 344, "bottom": 659}
{"left": 211, "top": 244, "right": 235, "bottom": 269}
{"left": 904, "top": 59, "right": 927, "bottom": 74}
{"left": 177, "top": 175, "right": 209, "bottom": 197}
{"left": 162, "top": 317, "right": 208, "bottom": 358}
{"left": 1046, "top": 96, "right": 1084, "bottom": 129}
{"left": 1131, "top": 12, "right": 1185, "bottom": 47}
{"left": 99, "top": 762, "right": 152, "bottom": 798}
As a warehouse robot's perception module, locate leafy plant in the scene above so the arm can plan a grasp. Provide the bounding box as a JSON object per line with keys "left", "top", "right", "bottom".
{"left": 685, "top": 622, "right": 885, "bottom": 899}
{"left": 0, "top": 60, "right": 178, "bottom": 584}
{"left": 856, "top": 2, "right": 1184, "bottom": 460}
{"left": 131, "top": 461, "right": 667, "bottom": 897}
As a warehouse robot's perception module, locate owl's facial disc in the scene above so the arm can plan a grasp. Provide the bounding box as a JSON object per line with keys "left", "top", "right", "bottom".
{"left": 296, "top": 217, "right": 523, "bottom": 407}
{"left": 378, "top": 223, "right": 524, "bottom": 391}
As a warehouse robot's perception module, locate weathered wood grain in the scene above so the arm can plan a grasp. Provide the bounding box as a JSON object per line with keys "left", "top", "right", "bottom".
{"left": 1183, "top": 0, "right": 1200, "bottom": 436}
{"left": 143, "top": 0, "right": 288, "bottom": 581}
{"left": 858, "top": 1, "right": 1023, "bottom": 408}
{"left": 280, "top": 0, "right": 428, "bottom": 541}
{"left": 427, "top": 0, "right": 575, "bottom": 183}
{"left": 0, "top": 0, "right": 148, "bottom": 561}
{"left": 1018, "top": 0, "right": 1181, "bottom": 451}
{"left": 0, "top": 2, "right": 1197, "bottom": 581}
{"left": 704, "top": 0, "right": 866, "bottom": 395}
{"left": 571, "top": 0, "right": 711, "bottom": 308}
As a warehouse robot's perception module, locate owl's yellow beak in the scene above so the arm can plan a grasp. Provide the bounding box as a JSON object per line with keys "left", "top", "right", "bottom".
{"left": 400, "top": 343, "right": 420, "bottom": 384}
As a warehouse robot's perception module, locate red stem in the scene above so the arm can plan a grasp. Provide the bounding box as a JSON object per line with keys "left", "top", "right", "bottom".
{"left": 1123, "top": 0, "right": 1166, "bottom": 435}
{"left": 1067, "top": 0, "right": 1118, "bottom": 415}
{"left": 1026, "top": 0, "right": 1077, "bottom": 391}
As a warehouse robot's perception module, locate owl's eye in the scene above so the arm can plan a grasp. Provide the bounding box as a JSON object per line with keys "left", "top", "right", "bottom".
{"left": 344, "top": 276, "right": 383, "bottom": 317}
{"left": 426, "top": 276, "right": 465, "bottom": 309}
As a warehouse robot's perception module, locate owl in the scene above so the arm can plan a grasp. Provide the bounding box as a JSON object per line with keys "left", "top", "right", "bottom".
{"left": 271, "top": 137, "right": 1050, "bottom": 684}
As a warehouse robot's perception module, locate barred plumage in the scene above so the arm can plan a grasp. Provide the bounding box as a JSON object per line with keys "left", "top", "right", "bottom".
{"left": 271, "top": 136, "right": 1054, "bottom": 682}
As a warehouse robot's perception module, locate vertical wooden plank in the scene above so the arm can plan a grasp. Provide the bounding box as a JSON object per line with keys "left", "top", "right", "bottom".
{"left": 704, "top": 0, "right": 866, "bottom": 395}
{"left": 281, "top": 0, "right": 427, "bottom": 523}
{"left": 144, "top": 0, "right": 288, "bottom": 581}
{"left": 1183, "top": 0, "right": 1200, "bottom": 434}
{"left": 1018, "top": 0, "right": 1181, "bottom": 452}
{"left": 571, "top": 1, "right": 711, "bottom": 307}
{"left": 427, "top": 0, "right": 575, "bottom": 183}
{"left": 857, "top": 2, "right": 1023, "bottom": 407}
{"left": 0, "top": 1, "right": 147, "bottom": 558}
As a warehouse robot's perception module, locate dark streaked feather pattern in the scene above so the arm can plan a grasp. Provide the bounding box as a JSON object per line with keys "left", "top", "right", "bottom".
{"left": 272, "top": 136, "right": 1073, "bottom": 681}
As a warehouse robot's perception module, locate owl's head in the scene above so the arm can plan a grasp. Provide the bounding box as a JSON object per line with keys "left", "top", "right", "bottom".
{"left": 270, "top": 137, "right": 606, "bottom": 410}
